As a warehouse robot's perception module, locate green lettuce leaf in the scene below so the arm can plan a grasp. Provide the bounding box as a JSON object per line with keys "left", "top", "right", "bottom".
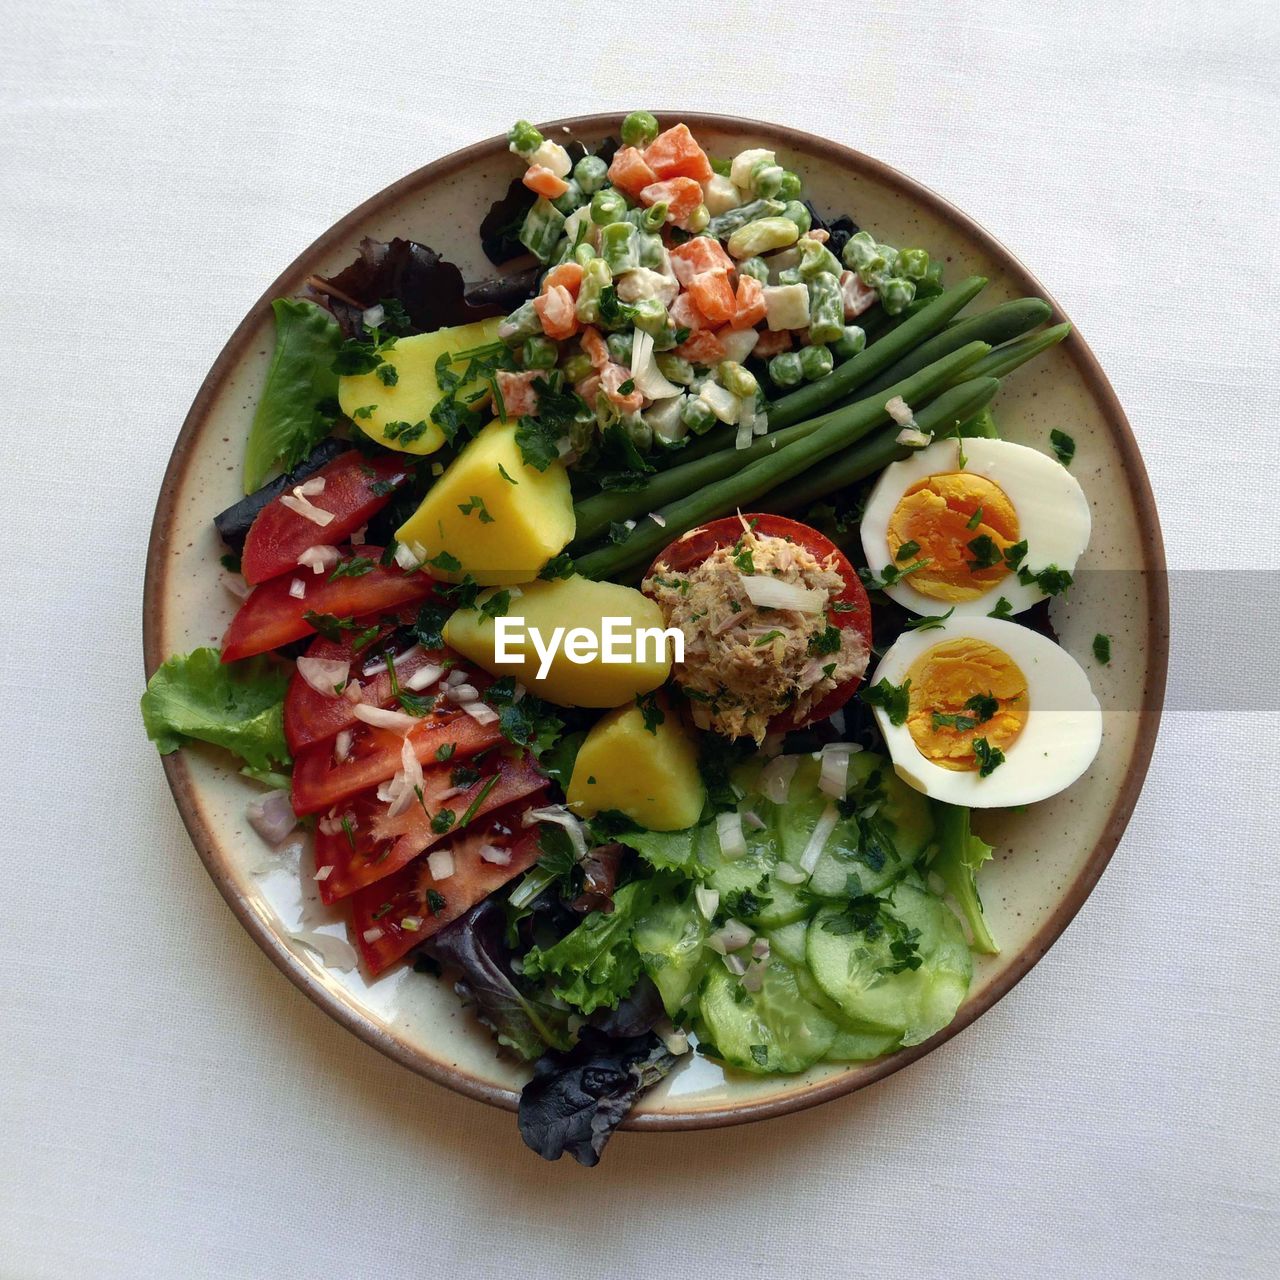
{"left": 242, "top": 299, "right": 342, "bottom": 493}
{"left": 141, "top": 648, "right": 290, "bottom": 772}
{"left": 930, "top": 803, "right": 999, "bottom": 954}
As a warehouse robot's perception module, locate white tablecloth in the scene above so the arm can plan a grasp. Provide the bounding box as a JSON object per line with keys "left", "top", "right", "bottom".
{"left": 2, "top": 1, "right": 1277, "bottom": 1275}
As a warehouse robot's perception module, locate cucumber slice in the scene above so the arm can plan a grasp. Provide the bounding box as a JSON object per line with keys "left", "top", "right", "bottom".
{"left": 633, "top": 880, "right": 708, "bottom": 1019}
{"left": 696, "top": 959, "right": 838, "bottom": 1074}
{"left": 806, "top": 878, "right": 972, "bottom": 1045}
{"left": 702, "top": 819, "right": 810, "bottom": 928}
{"left": 826, "top": 1026, "right": 902, "bottom": 1062}
{"left": 765, "top": 919, "right": 809, "bottom": 967}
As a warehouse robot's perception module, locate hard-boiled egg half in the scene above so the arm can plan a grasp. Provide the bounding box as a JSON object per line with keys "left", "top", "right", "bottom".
{"left": 860, "top": 437, "right": 1091, "bottom": 617}
{"left": 868, "top": 616, "right": 1101, "bottom": 807}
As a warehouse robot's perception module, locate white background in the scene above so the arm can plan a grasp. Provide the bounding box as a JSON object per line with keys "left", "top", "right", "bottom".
{"left": 2, "top": 1, "right": 1278, "bottom": 1276}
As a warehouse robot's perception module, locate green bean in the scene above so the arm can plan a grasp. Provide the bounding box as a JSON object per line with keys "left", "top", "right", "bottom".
{"left": 574, "top": 154, "right": 608, "bottom": 194}
{"left": 575, "top": 259, "right": 612, "bottom": 325}
{"left": 656, "top": 353, "right": 694, "bottom": 385}
{"left": 498, "top": 298, "right": 542, "bottom": 344}
{"left": 798, "top": 238, "right": 843, "bottom": 280}
{"left": 551, "top": 180, "right": 585, "bottom": 216}
{"left": 781, "top": 200, "right": 812, "bottom": 235}
{"left": 621, "top": 111, "right": 659, "bottom": 147}
{"left": 560, "top": 351, "right": 593, "bottom": 384}
{"left": 766, "top": 275, "right": 987, "bottom": 428}
{"left": 573, "top": 343, "right": 989, "bottom": 569}
{"left": 807, "top": 273, "right": 845, "bottom": 345}
{"left": 519, "top": 197, "right": 566, "bottom": 263}
{"left": 606, "top": 331, "right": 633, "bottom": 364}
{"left": 764, "top": 378, "right": 1001, "bottom": 514}
{"left": 522, "top": 335, "right": 558, "bottom": 369}
{"left": 947, "top": 321, "right": 1071, "bottom": 384}
{"left": 737, "top": 256, "right": 770, "bottom": 284}
{"left": 601, "top": 221, "right": 640, "bottom": 274}
{"left": 706, "top": 198, "right": 786, "bottom": 239}
{"left": 857, "top": 297, "right": 1053, "bottom": 398}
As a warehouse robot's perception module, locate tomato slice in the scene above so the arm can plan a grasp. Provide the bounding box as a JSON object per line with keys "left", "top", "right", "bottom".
{"left": 240, "top": 451, "right": 411, "bottom": 585}
{"left": 315, "top": 751, "right": 546, "bottom": 903}
{"left": 221, "top": 545, "right": 434, "bottom": 662}
{"left": 648, "top": 513, "right": 873, "bottom": 732}
{"left": 351, "top": 801, "right": 546, "bottom": 975}
{"left": 290, "top": 699, "right": 503, "bottom": 816}
{"left": 284, "top": 624, "right": 448, "bottom": 754}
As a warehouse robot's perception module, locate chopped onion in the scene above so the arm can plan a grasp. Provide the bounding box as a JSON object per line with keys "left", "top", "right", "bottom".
{"left": 361, "top": 304, "right": 385, "bottom": 329}
{"left": 334, "top": 730, "right": 353, "bottom": 763}
{"left": 896, "top": 425, "right": 933, "bottom": 448}
{"left": 289, "top": 930, "right": 357, "bottom": 972}
{"left": 799, "top": 802, "right": 839, "bottom": 874}
{"left": 479, "top": 843, "right": 512, "bottom": 865}
{"left": 742, "top": 809, "right": 766, "bottom": 831}
{"left": 629, "top": 327, "right": 682, "bottom": 400}
{"left": 741, "top": 957, "right": 768, "bottom": 991}
{"left": 405, "top": 663, "right": 444, "bottom": 692}
{"left": 819, "top": 744, "right": 853, "bottom": 798}
{"left": 443, "top": 667, "right": 468, "bottom": 687}
{"left": 723, "top": 954, "right": 748, "bottom": 977}
{"left": 524, "top": 805, "right": 587, "bottom": 860}
{"left": 394, "top": 540, "right": 427, "bottom": 571}
{"left": 661, "top": 1027, "right": 690, "bottom": 1056}
{"left": 829, "top": 708, "right": 846, "bottom": 735}
{"left": 313, "top": 865, "right": 333, "bottom": 882}
{"left": 774, "top": 863, "right": 806, "bottom": 885}
{"left": 737, "top": 574, "right": 826, "bottom": 613}
{"left": 695, "top": 886, "right": 720, "bottom": 920}
{"left": 288, "top": 578, "right": 307, "bottom": 599}
{"left": 400, "top": 916, "right": 422, "bottom": 932}
{"left": 751, "top": 937, "right": 771, "bottom": 959}
{"left": 296, "top": 656, "right": 350, "bottom": 697}
{"left": 885, "top": 395, "right": 914, "bottom": 426}
{"left": 758, "top": 754, "right": 800, "bottom": 804}
{"left": 761, "top": 733, "right": 785, "bottom": 759}
{"left": 246, "top": 790, "right": 297, "bottom": 845}
{"left": 462, "top": 701, "right": 499, "bottom": 725}
{"left": 297, "top": 545, "right": 340, "bottom": 575}
{"left": 220, "top": 570, "right": 251, "bottom": 600}
{"left": 353, "top": 703, "right": 419, "bottom": 734}
{"left": 716, "top": 810, "right": 746, "bottom": 859}
{"left": 343, "top": 679, "right": 364, "bottom": 704}
{"left": 280, "top": 480, "right": 335, "bottom": 527}
{"left": 361, "top": 927, "right": 384, "bottom": 944}
{"left": 351, "top": 525, "right": 367, "bottom": 544}
{"left": 296, "top": 477, "right": 325, "bottom": 497}
{"left": 445, "top": 683, "right": 479, "bottom": 704}
{"left": 648, "top": 512, "right": 667, "bottom": 527}
{"left": 734, "top": 416, "right": 753, "bottom": 451}
{"left": 427, "top": 849, "right": 455, "bottom": 880}
{"left": 709, "top": 919, "right": 753, "bottom": 953}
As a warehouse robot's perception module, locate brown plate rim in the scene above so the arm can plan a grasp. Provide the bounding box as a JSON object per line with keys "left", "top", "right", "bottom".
{"left": 142, "top": 111, "right": 1169, "bottom": 1132}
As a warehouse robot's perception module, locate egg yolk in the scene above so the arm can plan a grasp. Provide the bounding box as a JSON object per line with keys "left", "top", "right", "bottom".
{"left": 905, "top": 637, "right": 1029, "bottom": 771}
{"left": 887, "top": 472, "right": 1020, "bottom": 601}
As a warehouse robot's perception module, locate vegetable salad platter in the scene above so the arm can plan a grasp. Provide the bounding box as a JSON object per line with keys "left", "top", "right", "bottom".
{"left": 142, "top": 113, "right": 1167, "bottom": 1165}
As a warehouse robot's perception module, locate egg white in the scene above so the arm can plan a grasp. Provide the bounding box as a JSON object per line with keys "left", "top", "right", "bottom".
{"left": 860, "top": 437, "right": 1092, "bottom": 617}
{"left": 869, "top": 616, "right": 1102, "bottom": 808}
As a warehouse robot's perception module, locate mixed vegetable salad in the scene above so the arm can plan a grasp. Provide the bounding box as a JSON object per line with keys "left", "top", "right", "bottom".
{"left": 142, "top": 113, "right": 1107, "bottom": 1165}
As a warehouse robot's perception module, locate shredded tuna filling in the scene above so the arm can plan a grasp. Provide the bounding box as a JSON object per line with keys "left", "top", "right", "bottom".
{"left": 644, "top": 529, "right": 869, "bottom": 742}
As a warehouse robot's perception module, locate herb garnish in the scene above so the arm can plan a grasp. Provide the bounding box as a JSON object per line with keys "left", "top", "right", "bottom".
{"left": 972, "top": 737, "right": 1005, "bottom": 777}
{"left": 1050, "top": 429, "right": 1076, "bottom": 467}
{"left": 861, "top": 677, "right": 911, "bottom": 726}
{"left": 1093, "top": 633, "right": 1112, "bottom": 664}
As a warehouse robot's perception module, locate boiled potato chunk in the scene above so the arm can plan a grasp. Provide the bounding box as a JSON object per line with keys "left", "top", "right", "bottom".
{"left": 396, "top": 419, "right": 574, "bottom": 585}
{"left": 338, "top": 317, "right": 504, "bottom": 456}
{"left": 444, "top": 575, "right": 672, "bottom": 706}
{"left": 567, "top": 698, "right": 705, "bottom": 831}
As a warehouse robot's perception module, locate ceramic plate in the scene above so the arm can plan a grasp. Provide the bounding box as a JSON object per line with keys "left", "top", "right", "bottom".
{"left": 143, "top": 113, "right": 1168, "bottom": 1129}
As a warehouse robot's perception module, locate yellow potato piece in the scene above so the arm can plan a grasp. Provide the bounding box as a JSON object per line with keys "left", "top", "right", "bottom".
{"left": 338, "top": 318, "right": 505, "bottom": 456}
{"left": 444, "top": 575, "right": 672, "bottom": 707}
{"left": 396, "top": 419, "right": 574, "bottom": 585}
{"left": 568, "top": 699, "right": 705, "bottom": 831}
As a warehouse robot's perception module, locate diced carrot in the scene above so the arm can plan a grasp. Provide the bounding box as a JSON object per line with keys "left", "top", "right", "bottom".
{"left": 753, "top": 328, "right": 793, "bottom": 358}
{"left": 686, "top": 269, "right": 737, "bottom": 327}
{"left": 601, "top": 362, "right": 644, "bottom": 413}
{"left": 608, "top": 146, "right": 658, "bottom": 199}
{"left": 643, "top": 123, "right": 713, "bottom": 183}
{"left": 638, "top": 178, "right": 703, "bottom": 229}
{"left": 673, "top": 329, "right": 727, "bottom": 366}
{"left": 839, "top": 270, "right": 878, "bottom": 319}
{"left": 533, "top": 284, "right": 579, "bottom": 340}
{"left": 541, "top": 261, "right": 584, "bottom": 298}
{"left": 575, "top": 372, "right": 601, "bottom": 405}
{"left": 496, "top": 370, "right": 540, "bottom": 419}
{"left": 523, "top": 164, "right": 569, "bottom": 199}
{"left": 730, "top": 275, "right": 768, "bottom": 330}
{"left": 806, "top": 228, "right": 831, "bottom": 244}
{"left": 579, "top": 325, "right": 610, "bottom": 371}
{"left": 669, "top": 237, "right": 735, "bottom": 287}
{"left": 669, "top": 292, "right": 710, "bottom": 334}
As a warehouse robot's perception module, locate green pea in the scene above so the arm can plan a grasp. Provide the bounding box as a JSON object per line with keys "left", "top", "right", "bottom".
{"left": 601, "top": 221, "right": 640, "bottom": 274}
{"left": 684, "top": 204, "right": 711, "bottom": 233}
{"left": 606, "top": 331, "right": 634, "bottom": 364}
{"left": 718, "top": 361, "right": 759, "bottom": 398}
{"left": 572, "top": 240, "right": 597, "bottom": 266}
{"left": 751, "top": 158, "right": 786, "bottom": 198}
{"left": 507, "top": 119, "right": 543, "bottom": 157}
{"left": 776, "top": 171, "right": 802, "bottom": 200}
{"left": 768, "top": 351, "right": 805, "bottom": 388}
{"left": 656, "top": 353, "right": 695, "bottom": 385}
{"left": 798, "top": 343, "right": 834, "bottom": 381}
{"left": 776, "top": 267, "right": 804, "bottom": 286}
{"left": 574, "top": 154, "right": 609, "bottom": 195}
{"left": 680, "top": 395, "right": 718, "bottom": 434}
{"left": 737, "top": 257, "right": 770, "bottom": 284}
{"left": 897, "top": 247, "right": 930, "bottom": 280}
{"left": 832, "top": 324, "right": 867, "bottom": 360}
{"left": 842, "top": 230, "right": 879, "bottom": 271}
{"left": 650, "top": 319, "right": 681, "bottom": 351}
{"left": 551, "top": 179, "right": 585, "bottom": 216}
{"left": 631, "top": 297, "right": 669, "bottom": 336}
{"left": 590, "top": 188, "right": 628, "bottom": 226}
{"left": 621, "top": 111, "right": 660, "bottom": 148}
{"left": 797, "top": 237, "right": 843, "bottom": 280}
{"left": 519, "top": 197, "right": 566, "bottom": 263}
{"left": 781, "top": 201, "right": 812, "bottom": 235}
{"left": 879, "top": 276, "right": 917, "bottom": 315}
{"left": 726, "top": 216, "right": 800, "bottom": 259}
{"left": 522, "top": 335, "right": 559, "bottom": 370}
{"left": 560, "top": 351, "right": 593, "bottom": 384}
{"left": 807, "top": 272, "right": 845, "bottom": 345}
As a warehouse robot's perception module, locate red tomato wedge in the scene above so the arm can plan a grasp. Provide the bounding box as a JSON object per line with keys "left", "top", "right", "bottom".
{"left": 284, "top": 627, "right": 451, "bottom": 754}
{"left": 221, "top": 546, "right": 435, "bottom": 662}
{"left": 351, "top": 803, "right": 546, "bottom": 975}
{"left": 241, "top": 452, "right": 411, "bottom": 585}
{"left": 290, "top": 700, "right": 505, "bottom": 816}
{"left": 315, "top": 752, "right": 546, "bottom": 903}
{"left": 647, "top": 514, "right": 873, "bottom": 732}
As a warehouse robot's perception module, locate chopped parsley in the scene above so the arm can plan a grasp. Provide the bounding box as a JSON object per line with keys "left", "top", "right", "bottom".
{"left": 328, "top": 556, "right": 376, "bottom": 581}
{"left": 410, "top": 602, "right": 451, "bottom": 649}
{"left": 1003, "top": 540, "right": 1028, "bottom": 571}
{"left": 635, "top": 691, "right": 665, "bottom": 734}
{"left": 859, "top": 557, "right": 932, "bottom": 591}
{"left": 375, "top": 363, "right": 399, "bottom": 387}
{"left": 1018, "top": 563, "right": 1073, "bottom": 596}
{"left": 861, "top": 677, "right": 911, "bottom": 726}
{"left": 457, "top": 494, "right": 495, "bottom": 523}
{"left": 972, "top": 737, "right": 1005, "bottom": 777}
{"left": 301, "top": 611, "right": 358, "bottom": 642}
{"left": 497, "top": 462, "right": 519, "bottom": 485}
{"left": 931, "top": 694, "right": 997, "bottom": 734}
{"left": 905, "top": 607, "right": 955, "bottom": 631}
{"left": 821, "top": 892, "right": 923, "bottom": 974}
{"left": 1093, "top": 633, "right": 1112, "bottom": 664}
{"left": 1050, "top": 429, "right": 1076, "bottom": 467}
{"left": 965, "top": 506, "right": 984, "bottom": 531}
{"left": 382, "top": 419, "right": 430, "bottom": 445}
{"left": 538, "top": 552, "right": 576, "bottom": 580}
{"left": 430, "top": 809, "right": 456, "bottom": 834}
{"left": 967, "top": 535, "right": 1002, "bottom": 571}
{"left": 458, "top": 774, "right": 499, "bottom": 828}
{"left": 435, "top": 742, "right": 457, "bottom": 762}
{"left": 808, "top": 624, "right": 842, "bottom": 656}
{"left": 894, "top": 540, "right": 921, "bottom": 562}
{"left": 427, "top": 549, "right": 462, "bottom": 573}
{"left": 351, "top": 404, "right": 377, "bottom": 420}
{"left": 988, "top": 596, "right": 1014, "bottom": 619}
{"left": 479, "top": 589, "right": 512, "bottom": 620}
{"left": 425, "top": 889, "right": 446, "bottom": 915}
